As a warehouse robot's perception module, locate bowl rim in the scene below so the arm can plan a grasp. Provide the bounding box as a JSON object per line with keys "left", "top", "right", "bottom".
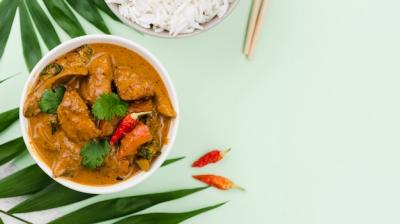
{"left": 19, "top": 34, "right": 180, "bottom": 194}
{"left": 105, "top": 0, "right": 240, "bottom": 38}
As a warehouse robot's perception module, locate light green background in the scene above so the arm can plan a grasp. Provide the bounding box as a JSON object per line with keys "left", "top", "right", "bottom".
{"left": 1, "top": 0, "right": 400, "bottom": 223}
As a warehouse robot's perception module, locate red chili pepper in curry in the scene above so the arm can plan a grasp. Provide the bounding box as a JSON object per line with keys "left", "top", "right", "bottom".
{"left": 193, "top": 174, "right": 244, "bottom": 191}
{"left": 109, "top": 111, "right": 152, "bottom": 145}
{"left": 192, "top": 148, "right": 231, "bottom": 168}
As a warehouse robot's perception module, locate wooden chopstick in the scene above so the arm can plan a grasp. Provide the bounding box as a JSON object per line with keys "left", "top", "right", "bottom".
{"left": 246, "top": 0, "right": 268, "bottom": 60}
{"left": 244, "top": 0, "right": 263, "bottom": 55}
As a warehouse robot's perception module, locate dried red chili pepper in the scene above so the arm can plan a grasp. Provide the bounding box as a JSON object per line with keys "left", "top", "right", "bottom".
{"left": 192, "top": 148, "right": 231, "bottom": 168}
{"left": 109, "top": 111, "right": 151, "bottom": 145}
{"left": 193, "top": 174, "right": 244, "bottom": 191}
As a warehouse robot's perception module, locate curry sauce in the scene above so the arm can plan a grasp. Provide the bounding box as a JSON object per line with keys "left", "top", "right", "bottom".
{"left": 24, "top": 44, "right": 176, "bottom": 186}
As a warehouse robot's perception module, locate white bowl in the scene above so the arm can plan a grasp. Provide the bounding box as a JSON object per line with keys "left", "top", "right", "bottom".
{"left": 106, "top": 0, "right": 239, "bottom": 38}
{"left": 19, "top": 34, "right": 179, "bottom": 194}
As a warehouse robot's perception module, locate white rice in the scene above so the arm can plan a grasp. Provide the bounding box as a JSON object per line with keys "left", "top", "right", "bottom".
{"left": 106, "top": 0, "right": 234, "bottom": 36}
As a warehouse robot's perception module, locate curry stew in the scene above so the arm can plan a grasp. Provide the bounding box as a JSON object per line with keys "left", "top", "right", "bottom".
{"left": 23, "top": 44, "right": 176, "bottom": 186}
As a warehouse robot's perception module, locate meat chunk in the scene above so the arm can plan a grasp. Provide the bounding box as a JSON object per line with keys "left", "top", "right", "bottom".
{"left": 117, "top": 123, "right": 152, "bottom": 159}
{"left": 103, "top": 156, "right": 131, "bottom": 176}
{"left": 28, "top": 114, "right": 83, "bottom": 177}
{"left": 80, "top": 54, "right": 113, "bottom": 104}
{"left": 29, "top": 114, "right": 59, "bottom": 151}
{"left": 52, "top": 144, "right": 81, "bottom": 177}
{"left": 114, "top": 66, "right": 154, "bottom": 101}
{"left": 128, "top": 99, "right": 154, "bottom": 113}
{"left": 57, "top": 90, "right": 100, "bottom": 142}
{"left": 29, "top": 113, "right": 85, "bottom": 150}
{"left": 98, "top": 118, "right": 121, "bottom": 137}
{"left": 57, "top": 45, "right": 93, "bottom": 68}
{"left": 51, "top": 129, "right": 83, "bottom": 177}
{"left": 154, "top": 88, "right": 176, "bottom": 117}
{"left": 24, "top": 66, "right": 88, "bottom": 117}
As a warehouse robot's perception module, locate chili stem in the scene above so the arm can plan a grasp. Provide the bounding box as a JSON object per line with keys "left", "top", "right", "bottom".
{"left": 130, "top": 111, "right": 152, "bottom": 119}
{"left": 222, "top": 148, "right": 231, "bottom": 157}
{"left": 233, "top": 184, "right": 246, "bottom": 191}
{"left": 0, "top": 210, "right": 32, "bottom": 224}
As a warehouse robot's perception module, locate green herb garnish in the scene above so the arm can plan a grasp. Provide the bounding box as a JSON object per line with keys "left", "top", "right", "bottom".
{"left": 92, "top": 93, "right": 128, "bottom": 120}
{"left": 80, "top": 139, "right": 110, "bottom": 170}
{"left": 39, "top": 86, "right": 65, "bottom": 114}
{"left": 137, "top": 147, "right": 153, "bottom": 160}
{"left": 137, "top": 141, "right": 160, "bottom": 160}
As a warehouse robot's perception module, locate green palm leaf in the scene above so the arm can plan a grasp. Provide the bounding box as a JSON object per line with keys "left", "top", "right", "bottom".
{"left": 66, "top": 0, "right": 110, "bottom": 34}
{"left": 4, "top": 157, "right": 184, "bottom": 213}
{"left": 43, "top": 0, "right": 85, "bottom": 38}
{"left": 0, "top": 0, "right": 18, "bottom": 60}
{"left": 0, "top": 137, "right": 26, "bottom": 166}
{"left": 0, "top": 2, "right": 224, "bottom": 224}
{"left": 163, "top": 157, "right": 185, "bottom": 167}
{"left": 25, "top": 0, "right": 61, "bottom": 50}
{"left": 8, "top": 183, "right": 93, "bottom": 214}
{"left": 0, "top": 0, "right": 124, "bottom": 70}
{"left": 92, "top": 0, "right": 120, "bottom": 21}
{"left": 0, "top": 108, "right": 19, "bottom": 134}
{"left": 0, "top": 73, "right": 19, "bottom": 84}
{"left": 161, "top": 156, "right": 185, "bottom": 167}
{"left": 0, "top": 164, "right": 52, "bottom": 198}
{"left": 19, "top": 0, "right": 42, "bottom": 71}
{"left": 49, "top": 187, "right": 208, "bottom": 224}
{"left": 113, "top": 202, "right": 226, "bottom": 224}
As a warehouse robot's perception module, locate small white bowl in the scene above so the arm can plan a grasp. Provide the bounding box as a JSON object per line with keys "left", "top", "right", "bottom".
{"left": 106, "top": 0, "right": 239, "bottom": 38}
{"left": 19, "top": 34, "right": 179, "bottom": 194}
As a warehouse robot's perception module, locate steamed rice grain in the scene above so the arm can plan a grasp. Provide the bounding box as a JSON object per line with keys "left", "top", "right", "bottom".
{"left": 106, "top": 0, "right": 235, "bottom": 36}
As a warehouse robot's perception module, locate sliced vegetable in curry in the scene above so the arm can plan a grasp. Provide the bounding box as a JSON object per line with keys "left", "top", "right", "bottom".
{"left": 41, "top": 63, "right": 63, "bottom": 77}
{"left": 23, "top": 44, "right": 176, "bottom": 185}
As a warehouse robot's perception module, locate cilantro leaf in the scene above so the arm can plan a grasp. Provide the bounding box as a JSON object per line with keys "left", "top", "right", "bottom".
{"left": 39, "top": 86, "right": 66, "bottom": 114}
{"left": 92, "top": 93, "right": 128, "bottom": 120}
{"left": 80, "top": 139, "right": 110, "bottom": 169}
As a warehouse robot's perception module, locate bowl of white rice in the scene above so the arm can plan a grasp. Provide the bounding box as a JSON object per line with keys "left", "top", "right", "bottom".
{"left": 105, "top": 0, "right": 239, "bottom": 38}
